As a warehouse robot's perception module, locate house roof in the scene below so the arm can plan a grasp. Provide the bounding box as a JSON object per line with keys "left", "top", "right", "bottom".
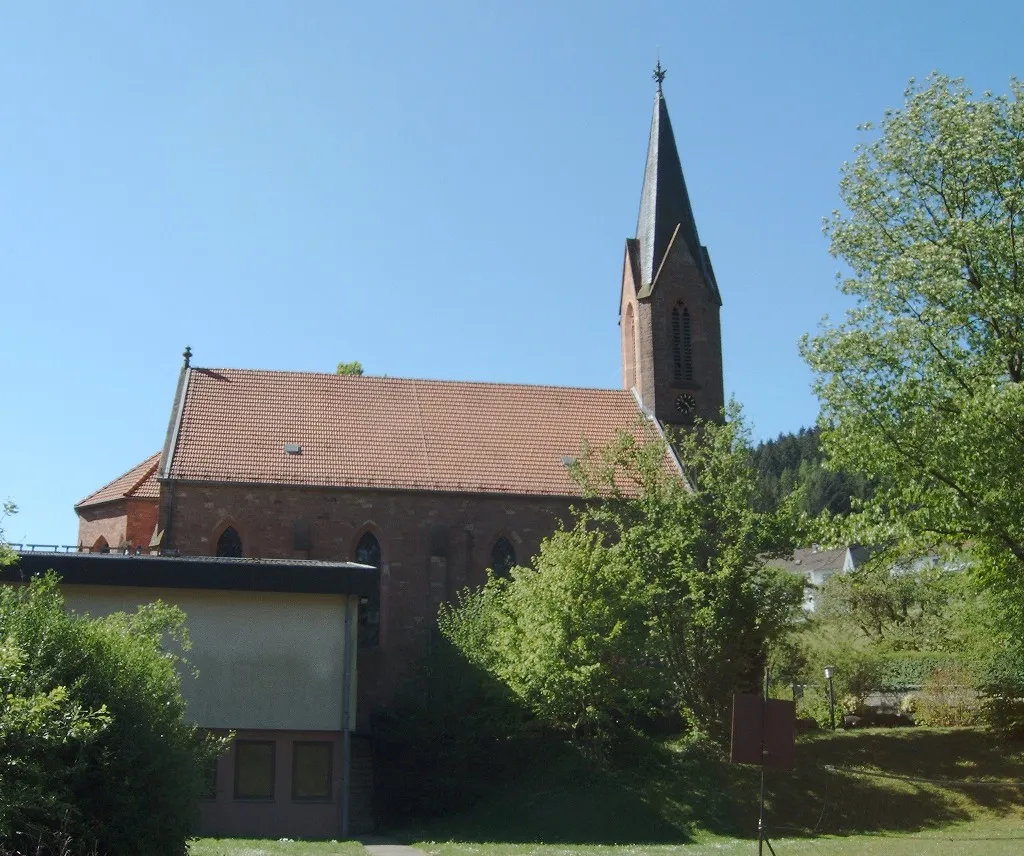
{"left": 769, "top": 546, "right": 849, "bottom": 576}
{"left": 162, "top": 368, "right": 650, "bottom": 497}
{"left": 7, "top": 551, "right": 378, "bottom": 598}
{"left": 76, "top": 452, "right": 161, "bottom": 509}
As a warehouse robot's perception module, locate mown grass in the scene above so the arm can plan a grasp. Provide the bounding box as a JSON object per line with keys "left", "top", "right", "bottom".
{"left": 417, "top": 816, "right": 1024, "bottom": 856}
{"left": 193, "top": 818, "right": 1024, "bottom": 856}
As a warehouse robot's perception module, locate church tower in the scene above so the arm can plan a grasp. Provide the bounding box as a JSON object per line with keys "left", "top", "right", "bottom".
{"left": 620, "top": 64, "right": 724, "bottom": 427}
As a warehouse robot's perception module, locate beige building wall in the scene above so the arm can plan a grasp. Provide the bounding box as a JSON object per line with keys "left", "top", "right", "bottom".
{"left": 62, "top": 585, "right": 358, "bottom": 731}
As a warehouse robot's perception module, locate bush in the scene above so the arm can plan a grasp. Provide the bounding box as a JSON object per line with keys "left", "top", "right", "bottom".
{"left": 0, "top": 574, "right": 222, "bottom": 856}
{"left": 912, "top": 664, "right": 983, "bottom": 727}
{"left": 875, "top": 651, "right": 959, "bottom": 693}
{"left": 796, "top": 686, "right": 834, "bottom": 728}
{"left": 802, "top": 638, "right": 884, "bottom": 708}
{"left": 977, "top": 641, "right": 1024, "bottom": 737}
{"left": 440, "top": 421, "right": 805, "bottom": 746}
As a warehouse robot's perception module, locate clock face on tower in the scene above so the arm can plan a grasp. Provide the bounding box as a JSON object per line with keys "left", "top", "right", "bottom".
{"left": 675, "top": 393, "right": 696, "bottom": 415}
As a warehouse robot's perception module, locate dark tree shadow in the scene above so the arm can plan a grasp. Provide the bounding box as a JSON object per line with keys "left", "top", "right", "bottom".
{"left": 729, "top": 728, "right": 1024, "bottom": 838}
{"left": 390, "top": 726, "right": 1024, "bottom": 844}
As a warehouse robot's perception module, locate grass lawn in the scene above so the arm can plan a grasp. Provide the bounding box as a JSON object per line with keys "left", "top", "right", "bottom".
{"left": 192, "top": 817, "right": 1024, "bottom": 856}
{"left": 192, "top": 728, "right": 1024, "bottom": 856}
{"left": 416, "top": 815, "right": 1024, "bottom": 855}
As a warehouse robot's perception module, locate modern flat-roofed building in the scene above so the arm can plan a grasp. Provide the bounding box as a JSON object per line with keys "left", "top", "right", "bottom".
{"left": 3, "top": 550, "right": 377, "bottom": 838}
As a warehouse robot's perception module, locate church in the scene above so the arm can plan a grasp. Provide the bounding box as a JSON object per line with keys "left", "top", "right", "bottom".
{"left": 74, "top": 69, "right": 725, "bottom": 723}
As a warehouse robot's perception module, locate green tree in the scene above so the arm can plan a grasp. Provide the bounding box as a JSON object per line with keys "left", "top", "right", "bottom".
{"left": 751, "top": 427, "right": 872, "bottom": 517}
{"left": 335, "top": 360, "right": 364, "bottom": 376}
{"left": 0, "top": 574, "right": 223, "bottom": 856}
{"left": 440, "top": 414, "right": 804, "bottom": 743}
{"left": 816, "top": 559, "right": 965, "bottom": 650}
{"left": 801, "top": 73, "right": 1024, "bottom": 622}
{"left": 0, "top": 500, "right": 16, "bottom": 567}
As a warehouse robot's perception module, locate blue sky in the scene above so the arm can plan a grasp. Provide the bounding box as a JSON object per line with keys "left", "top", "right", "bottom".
{"left": 1, "top": 0, "right": 1020, "bottom": 544}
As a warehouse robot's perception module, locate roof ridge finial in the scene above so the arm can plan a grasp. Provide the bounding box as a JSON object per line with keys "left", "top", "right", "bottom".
{"left": 183, "top": 345, "right": 192, "bottom": 368}
{"left": 652, "top": 57, "right": 666, "bottom": 94}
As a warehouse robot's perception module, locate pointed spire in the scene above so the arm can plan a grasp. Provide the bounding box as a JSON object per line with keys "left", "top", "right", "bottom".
{"left": 635, "top": 68, "right": 704, "bottom": 290}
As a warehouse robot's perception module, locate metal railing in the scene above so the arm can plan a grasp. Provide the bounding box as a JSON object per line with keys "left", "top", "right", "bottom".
{"left": 10, "top": 544, "right": 174, "bottom": 556}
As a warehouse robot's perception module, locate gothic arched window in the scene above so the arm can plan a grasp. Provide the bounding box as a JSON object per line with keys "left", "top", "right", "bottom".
{"left": 354, "top": 532, "right": 381, "bottom": 647}
{"left": 490, "top": 537, "right": 516, "bottom": 577}
{"left": 671, "top": 304, "right": 693, "bottom": 383}
{"left": 216, "top": 527, "right": 243, "bottom": 558}
{"left": 92, "top": 536, "right": 110, "bottom": 554}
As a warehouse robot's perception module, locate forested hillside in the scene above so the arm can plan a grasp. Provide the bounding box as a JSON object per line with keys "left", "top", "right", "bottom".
{"left": 751, "top": 426, "right": 871, "bottom": 517}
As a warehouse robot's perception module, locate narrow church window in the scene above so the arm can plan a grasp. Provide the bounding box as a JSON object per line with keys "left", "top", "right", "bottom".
{"left": 682, "top": 307, "right": 693, "bottom": 382}
{"left": 671, "top": 304, "right": 694, "bottom": 384}
{"left": 671, "top": 306, "right": 682, "bottom": 382}
{"left": 92, "top": 536, "right": 110, "bottom": 554}
{"left": 216, "top": 527, "right": 243, "bottom": 558}
{"left": 354, "top": 532, "right": 381, "bottom": 647}
{"left": 490, "top": 537, "right": 516, "bottom": 577}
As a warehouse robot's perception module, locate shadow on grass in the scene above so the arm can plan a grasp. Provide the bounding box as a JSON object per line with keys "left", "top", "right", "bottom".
{"left": 733, "top": 727, "right": 1024, "bottom": 838}
{"left": 396, "top": 728, "right": 1024, "bottom": 845}
{"left": 395, "top": 736, "right": 699, "bottom": 845}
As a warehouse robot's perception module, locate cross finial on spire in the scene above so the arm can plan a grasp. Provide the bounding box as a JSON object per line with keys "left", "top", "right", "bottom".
{"left": 652, "top": 59, "right": 666, "bottom": 93}
{"left": 182, "top": 345, "right": 192, "bottom": 368}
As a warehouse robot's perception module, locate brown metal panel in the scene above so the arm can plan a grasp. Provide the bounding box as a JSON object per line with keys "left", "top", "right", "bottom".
{"left": 730, "top": 694, "right": 796, "bottom": 770}
{"left": 764, "top": 699, "right": 796, "bottom": 770}
{"left": 731, "top": 693, "right": 763, "bottom": 765}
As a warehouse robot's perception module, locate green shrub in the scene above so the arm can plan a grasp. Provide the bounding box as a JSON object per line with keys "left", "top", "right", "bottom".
{"left": 796, "top": 686, "right": 834, "bottom": 728}
{"left": 0, "top": 573, "right": 223, "bottom": 856}
{"left": 912, "top": 664, "right": 983, "bottom": 727}
{"left": 977, "top": 641, "right": 1024, "bottom": 737}
{"left": 440, "top": 421, "right": 805, "bottom": 746}
{"left": 875, "top": 651, "right": 959, "bottom": 693}
{"left": 802, "top": 639, "right": 884, "bottom": 707}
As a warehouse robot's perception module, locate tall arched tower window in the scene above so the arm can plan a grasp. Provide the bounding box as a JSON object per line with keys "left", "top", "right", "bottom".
{"left": 623, "top": 303, "right": 637, "bottom": 390}
{"left": 671, "top": 304, "right": 693, "bottom": 383}
{"left": 490, "top": 537, "right": 516, "bottom": 577}
{"left": 216, "top": 527, "right": 243, "bottom": 558}
{"left": 354, "top": 531, "right": 381, "bottom": 647}
{"left": 92, "top": 536, "right": 109, "bottom": 554}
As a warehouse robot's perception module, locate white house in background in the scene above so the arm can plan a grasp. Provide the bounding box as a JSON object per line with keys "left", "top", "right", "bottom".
{"left": 769, "top": 545, "right": 875, "bottom": 612}
{"left": 771, "top": 545, "right": 965, "bottom": 612}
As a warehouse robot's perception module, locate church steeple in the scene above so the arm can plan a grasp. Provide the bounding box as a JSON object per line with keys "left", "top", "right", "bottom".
{"left": 619, "top": 65, "right": 724, "bottom": 427}
{"left": 636, "top": 78, "right": 704, "bottom": 292}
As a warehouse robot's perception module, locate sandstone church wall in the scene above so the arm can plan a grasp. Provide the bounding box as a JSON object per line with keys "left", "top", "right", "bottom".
{"left": 76, "top": 501, "right": 128, "bottom": 550}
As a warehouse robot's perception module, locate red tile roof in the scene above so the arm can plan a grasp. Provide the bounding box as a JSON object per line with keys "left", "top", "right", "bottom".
{"left": 165, "top": 369, "right": 649, "bottom": 496}
{"left": 76, "top": 452, "right": 161, "bottom": 508}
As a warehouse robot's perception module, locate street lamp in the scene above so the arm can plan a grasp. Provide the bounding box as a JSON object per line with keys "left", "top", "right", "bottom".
{"left": 824, "top": 665, "right": 836, "bottom": 730}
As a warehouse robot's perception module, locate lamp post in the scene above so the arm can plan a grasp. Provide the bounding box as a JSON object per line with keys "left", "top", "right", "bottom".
{"left": 824, "top": 665, "right": 836, "bottom": 730}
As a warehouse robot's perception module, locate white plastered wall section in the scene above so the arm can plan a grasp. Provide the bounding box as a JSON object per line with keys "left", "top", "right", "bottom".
{"left": 61, "top": 585, "right": 356, "bottom": 731}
